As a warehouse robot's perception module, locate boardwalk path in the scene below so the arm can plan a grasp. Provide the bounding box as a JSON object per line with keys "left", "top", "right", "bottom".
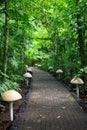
{"left": 10, "top": 68, "right": 87, "bottom": 130}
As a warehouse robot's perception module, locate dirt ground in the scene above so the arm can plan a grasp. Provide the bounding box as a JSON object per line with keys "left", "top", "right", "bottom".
{"left": 0, "top": 83, "right": 29, "bottom": 130}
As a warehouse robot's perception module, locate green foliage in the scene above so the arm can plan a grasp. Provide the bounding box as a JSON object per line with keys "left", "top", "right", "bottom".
{"left": 0, "top": 0, "right": 87, "bottom": 98}
{"left": 76, "top": 67, "right": 87, "bottom": 77}
{"left": 0, "top": 79, "right": 20, "bottom": 96}
{"left": 0, "top": 102, "right": 5, "bottom": 111}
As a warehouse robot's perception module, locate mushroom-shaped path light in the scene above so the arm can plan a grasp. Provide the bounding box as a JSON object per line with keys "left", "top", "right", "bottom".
{"left": 56, "top": 69, "right": 63, "bottom": 78}
{"left": 70, "top": 77, "right": 84, "bottom": 98}
{"left": 27, "top": 67, "right": 33, "bottom": 75}
{"left": 1, "top": 90, "right": 22, "bottom": 121}
{"left": 23, "top": 72, "right": 32, "bottom": 87}
{"left": 48, "top": 66, "right": 53, "bottom": 71}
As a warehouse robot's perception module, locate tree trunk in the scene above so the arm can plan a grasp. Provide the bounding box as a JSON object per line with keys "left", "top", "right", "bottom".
{"left": 76, "top": 0, "right": 86, "bottom": 67}
{"left": 2, "top": 0, "right": 9, "bottom": 79}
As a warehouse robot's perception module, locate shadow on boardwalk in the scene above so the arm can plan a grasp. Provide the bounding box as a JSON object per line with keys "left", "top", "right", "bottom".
{"left": 10, "top": 68, "right": 87, "bottom": 130}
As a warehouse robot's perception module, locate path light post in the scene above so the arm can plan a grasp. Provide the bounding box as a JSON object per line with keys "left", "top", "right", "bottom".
{"left": 56, "top": 69, "right": 63, "bottom": 79}
{"left": 23, "top": 72, "right": 32, "bottom": 87}
{"left": 70, "top": 77, "right": 84, "bottom": 98}
{"left": 1, "top": 90, "right": 22, "bottom": 121}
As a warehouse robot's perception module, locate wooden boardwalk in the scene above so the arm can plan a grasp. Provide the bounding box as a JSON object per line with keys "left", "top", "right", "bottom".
{"left": 10, "top": 68, "right": 87, "bottom": 130}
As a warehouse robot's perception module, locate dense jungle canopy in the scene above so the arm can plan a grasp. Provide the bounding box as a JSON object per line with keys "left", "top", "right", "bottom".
{"left": 0, "top": 0, "right": 87, "bottom": 95}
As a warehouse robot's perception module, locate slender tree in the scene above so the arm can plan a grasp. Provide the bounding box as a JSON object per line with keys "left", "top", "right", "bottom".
{"left": 76, "top": 0, "right": 86, "bottom": 67}
{"left": 2, "top": 0, "right": 9, "bottom": 79}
